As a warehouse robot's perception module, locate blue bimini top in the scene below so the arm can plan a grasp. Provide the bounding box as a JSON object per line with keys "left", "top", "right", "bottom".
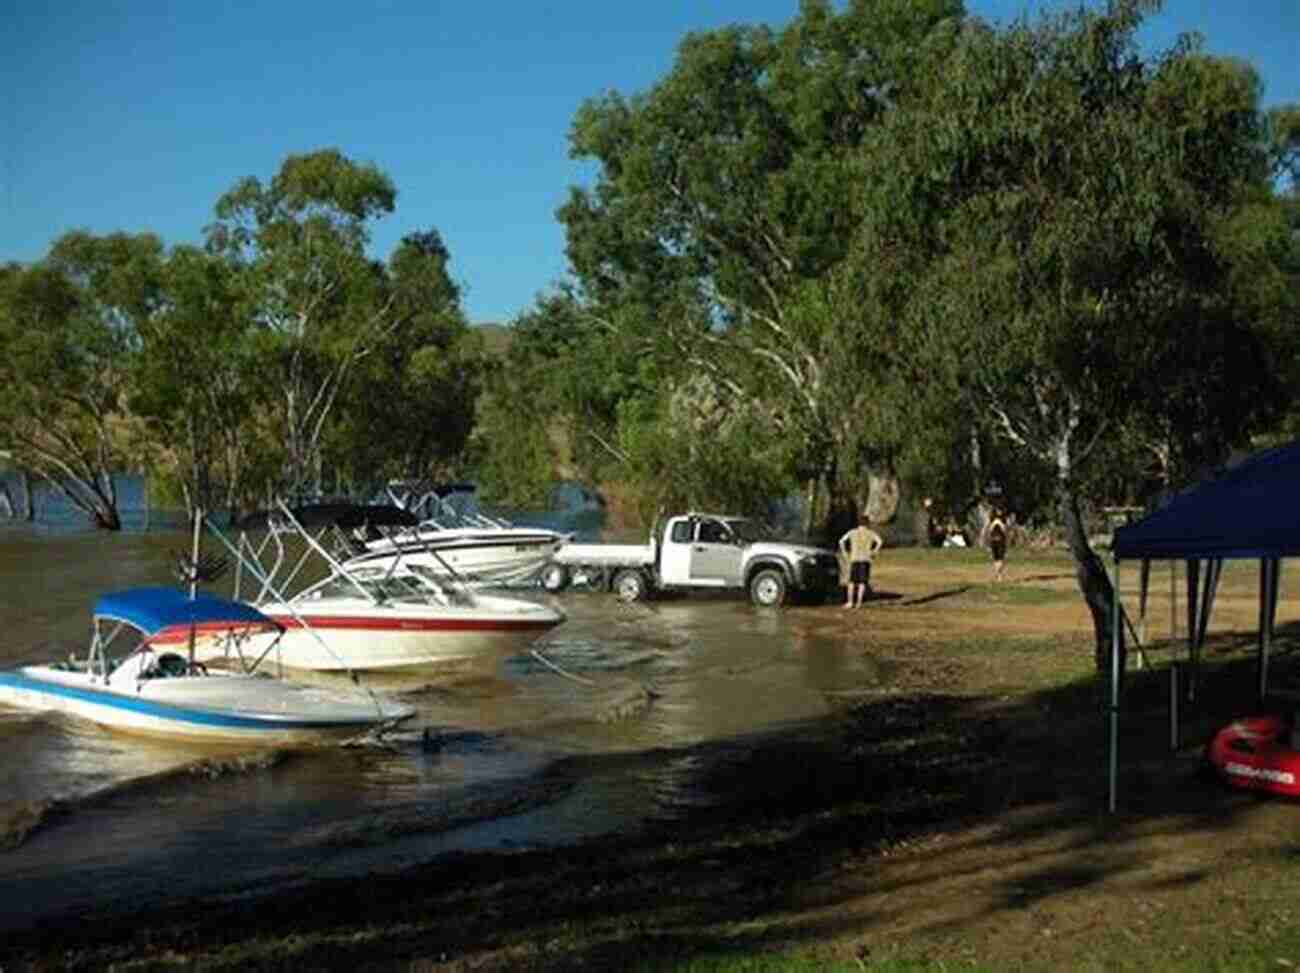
{"left": 93, "top": 587, "right": 276, "bottom": 638}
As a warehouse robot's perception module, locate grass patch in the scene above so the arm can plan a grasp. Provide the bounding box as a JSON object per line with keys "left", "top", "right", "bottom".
{"left": 975, "top": 584, "right": 1072, "bottom": 606}
{"left": 635, "top": 950, "right": 976, "bottom": 972}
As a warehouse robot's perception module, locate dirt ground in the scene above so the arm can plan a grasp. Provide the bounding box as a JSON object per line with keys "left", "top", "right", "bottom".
{"left": 7, "top": 547, "right": 1300, "bottom": 971}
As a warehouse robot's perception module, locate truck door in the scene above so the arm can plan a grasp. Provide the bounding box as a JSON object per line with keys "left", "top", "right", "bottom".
{"left": 689, "top": 518, "right": 742, "bottom": 586}
{"left": 657, "top": 517, "right": 695, "bottom": 585}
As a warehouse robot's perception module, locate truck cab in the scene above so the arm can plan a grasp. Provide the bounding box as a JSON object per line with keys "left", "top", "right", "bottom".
{"left": 659, "top": 514, "right": 745, "bottom": 587}
{"left": 649, "top": 513, "right": 840, "bottom": 606}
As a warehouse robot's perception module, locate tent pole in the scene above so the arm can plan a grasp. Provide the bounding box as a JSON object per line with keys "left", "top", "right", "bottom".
{"left": 1271, "top": 559, "right": 1283, "bottom": 640}
{"left": 1170, "top": 559, "right": 1178, "bottom": 644}
{"left": 1138, "top": 559, "right": 1151, "bottom": 667}
{"left": 1185, "top": 559, "right": 1200, "bottom": 702}
{"left": 1199, "top": 559, "right": 1222, "bottom": 647}
{"left": 1259, "top": 558, "right": 1278, "bottom": 701}
{"left": 1258, "top": 558, "right": 1268, "bottom": 701}
{"left": 1108, "top": 557, "right": 1122, "bottom": 813}
{"left": 1170, "top": 660, "right": 1181, "bottom": 752}
{"left": 1195, "top": 558, "right": 1225, "bottom": 704}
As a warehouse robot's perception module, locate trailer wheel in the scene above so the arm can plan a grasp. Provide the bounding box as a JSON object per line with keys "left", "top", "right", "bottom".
{"left": 612, "top": 568, "right": 648, "bottom": 603}
{"left": 749, "top": 568, "right": 787, "bottom": 607}
{"left": 540, "top": 562, "right": 570, "bottom": 592}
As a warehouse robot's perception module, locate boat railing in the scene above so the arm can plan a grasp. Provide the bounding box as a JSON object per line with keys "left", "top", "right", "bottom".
{"left": 203, "top": 511, "right": 358, "bottom": 676}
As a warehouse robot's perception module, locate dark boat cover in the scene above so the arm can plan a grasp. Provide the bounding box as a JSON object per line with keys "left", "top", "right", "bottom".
{"left": 235, "top": 503, "right": 419, "bottom": 532}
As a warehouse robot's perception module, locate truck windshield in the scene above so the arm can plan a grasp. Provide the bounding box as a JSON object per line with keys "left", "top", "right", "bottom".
{"left": 726, "top": 519, "right": 773, "bottom": 543}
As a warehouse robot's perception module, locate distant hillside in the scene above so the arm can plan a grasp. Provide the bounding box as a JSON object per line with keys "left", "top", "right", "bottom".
{"left": 473, "top": 322, "right": 512, "bottom": 357}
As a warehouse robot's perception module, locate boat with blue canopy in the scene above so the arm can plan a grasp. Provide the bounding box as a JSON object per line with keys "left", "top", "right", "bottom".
{"left": 0, "top": 586, "right": 414, "bottom": 745}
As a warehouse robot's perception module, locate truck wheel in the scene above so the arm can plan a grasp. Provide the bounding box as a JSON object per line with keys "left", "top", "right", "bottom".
{"left": 749, "top": 568, "right": 787, "bottom": 607}
{"left": 612, "top": 568, "right": 648, "bottom": 603}
{"left": 540, "top": 562, "right": 570, "bottom": 592}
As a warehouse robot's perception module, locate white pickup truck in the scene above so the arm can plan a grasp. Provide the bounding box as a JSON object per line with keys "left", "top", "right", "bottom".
{"left": 539, "top": 512, "right": 842, "bottom": 607}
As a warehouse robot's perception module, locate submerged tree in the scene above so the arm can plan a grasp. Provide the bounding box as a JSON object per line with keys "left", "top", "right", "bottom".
{"left": 130, "top": 244, "right": 268, "bottom": 520}
{"left": 0, "top": 233, "right": 165, "bottom": 530}
{"left": 205, "top": 148, "right": 404, "bottom": 500}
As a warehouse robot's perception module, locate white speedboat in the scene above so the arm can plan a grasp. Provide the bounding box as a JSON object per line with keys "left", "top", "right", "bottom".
{"left": 0, "top": 587, "right": 414, "bottom": 745}
{"left": 358, "top": 482, "right": 570, "bottom": 587}
{"left": 209, "top": 503, "right": 566, "bottom": 672}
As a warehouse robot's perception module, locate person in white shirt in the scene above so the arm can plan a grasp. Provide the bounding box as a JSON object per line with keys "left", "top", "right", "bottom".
{"left": 839, "top": 514, "right": 884, "bottom": 608}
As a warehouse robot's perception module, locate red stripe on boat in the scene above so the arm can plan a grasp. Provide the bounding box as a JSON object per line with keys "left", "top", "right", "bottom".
{"left": 146, "top": 621, "right": 274, "bottom": 646}
{"left": 266, "top": 615, "right": 558, "bottom": 632}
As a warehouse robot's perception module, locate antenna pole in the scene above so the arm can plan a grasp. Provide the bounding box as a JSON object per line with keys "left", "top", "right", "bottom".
{"left": 188, "top": 507, "right": 202, "bottom": 665}
{"left": 189, "top": 507, "right": 202, "bottom": 599}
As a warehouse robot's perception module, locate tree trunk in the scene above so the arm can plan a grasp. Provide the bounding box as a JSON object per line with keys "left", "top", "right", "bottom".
{"left": 93, "top": 508, "right": 123, "bottom": 530}
{"left": 21, "top": 470, "right": 34, "bottom": 521}
{"left": 1059, "top": 485, "right": 1121, "bottom": 676}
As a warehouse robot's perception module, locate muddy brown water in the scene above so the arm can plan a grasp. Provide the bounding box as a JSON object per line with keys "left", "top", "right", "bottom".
{"left": 0, "top": 523, "right": 883, "bottom": 934}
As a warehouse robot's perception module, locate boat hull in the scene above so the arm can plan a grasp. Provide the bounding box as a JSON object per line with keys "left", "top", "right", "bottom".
{"left": 1205, "top": 714, "right": 1300, "bottom": 797}
{"left": 196, "top": 596, "right": 565, "bottom": 671}
{"left": 0, "top": 666, "right": 413, "bottom": 745}
{"left": 355, "top": 530, "right": 567, "bottom": 586}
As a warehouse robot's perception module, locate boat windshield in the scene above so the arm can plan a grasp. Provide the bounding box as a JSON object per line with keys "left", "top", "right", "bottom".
{"left": 308, "top": 568, "right": 475, "bottom": 607}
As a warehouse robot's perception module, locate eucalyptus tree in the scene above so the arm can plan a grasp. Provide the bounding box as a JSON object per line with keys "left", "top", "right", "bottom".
{"left": 1266, "top": 104, "right": 1300, "bottom": 189}
{"left": 895, "top": 2, "right": 1292, "bottom": 668}
{"left": 559, "top": 0, "right": 966, "bottom": 518}
{"left": 204, "top": 149, "right": 404, "bottom": 500}
{"left": 1264, "top": 104, "right": 1300, "bottom": 438}
{"left": 0, "top": 233, "right": 165, "bottom": 529}
{"left": 130, "top": 245, "right": 270, "bottom": 519}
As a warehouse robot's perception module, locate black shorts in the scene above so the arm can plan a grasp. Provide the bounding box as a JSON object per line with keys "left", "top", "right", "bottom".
{"left": 991, "top": 541, "right": 1006, "bottom": 561}
{"left": 850, "top": 561, "right": 872, "bottom": 585}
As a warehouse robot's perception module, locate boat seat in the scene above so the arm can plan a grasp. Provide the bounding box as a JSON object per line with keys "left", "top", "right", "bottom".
{"left": 155, "top": 653, "right": 190, "bottom": 678}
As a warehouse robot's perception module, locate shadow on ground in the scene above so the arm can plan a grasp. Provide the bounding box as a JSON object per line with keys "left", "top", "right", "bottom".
{"left": 5, "top": 631, "right": 1298, "bottom": 971}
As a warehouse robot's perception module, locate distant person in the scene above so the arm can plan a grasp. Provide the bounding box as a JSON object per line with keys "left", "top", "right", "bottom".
{"left": 839, "top": 514, "right": 884, "bottom": 608}
{"left": 914, "top": 497, "right": 933, "bottom": 547}
{"left": 982, "top": 509, "right": 1008, "bottom": 582}
{"left": 916, "top": 496, "right": 945, "bottom": 548}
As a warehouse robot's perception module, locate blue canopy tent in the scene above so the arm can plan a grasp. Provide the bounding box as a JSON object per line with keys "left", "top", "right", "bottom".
{"left": 1107, "top": 440, "right": 1300, "bottom": 810}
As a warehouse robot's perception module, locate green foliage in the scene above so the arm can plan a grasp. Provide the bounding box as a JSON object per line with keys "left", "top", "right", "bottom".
{"left": 129, "top": 244, "right": 272, "bottom": 518}
{"left": 472, "top": 370, "right": 557, "bottom": 508}
{"left": 612, "top": 388, "right": 797, "bottom": 522}
{"left": 558, "top": 0, "right": 968, "bottom": 514}
{"left": 204, "top": 148, "right": 406, "bottom": 499}
{"left": 0, "top": 233, "right": 166, "bottom": 528}
{"left": 472, "top": 291, "right": 666, "bottom": 503}
{"left": 329, "top": 229, "right": 484, "bottom": 490}
{"left": 889, "top": 4, "right": 1290, "bottom": 499}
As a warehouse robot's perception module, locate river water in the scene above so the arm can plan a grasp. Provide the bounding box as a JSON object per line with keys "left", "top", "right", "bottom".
{"left": 0, "top": 480, "right": 880, "bottom": 935}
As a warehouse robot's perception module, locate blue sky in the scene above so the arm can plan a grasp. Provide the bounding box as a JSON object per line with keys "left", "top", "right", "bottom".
{"left": 3, "top": 1, "right": 1296, "bottom": 325}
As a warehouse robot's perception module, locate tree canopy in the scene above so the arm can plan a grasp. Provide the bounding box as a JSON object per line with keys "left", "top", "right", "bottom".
{"left": 0, "top": 151, "right": 481, "bottom": 527}
{"left": 0, "top": 232, "right": 165, "bottom": 528}
{"left": 1, "top": 0, "right": 1294, "bottom": 602}
{"left": 472, "top": 0, "right": 1298, "bottom": 670}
